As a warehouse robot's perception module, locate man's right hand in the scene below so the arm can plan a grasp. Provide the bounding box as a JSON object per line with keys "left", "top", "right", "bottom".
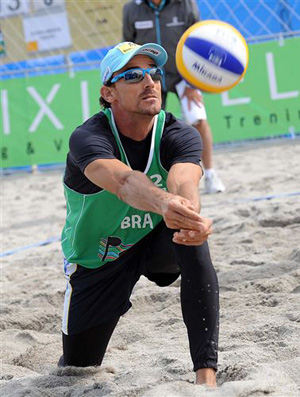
{"left": 161, "top": 195, "right": 213, "bottom": 246}
{"left": 161, "top": 195, "right": 203, "bottom": 231}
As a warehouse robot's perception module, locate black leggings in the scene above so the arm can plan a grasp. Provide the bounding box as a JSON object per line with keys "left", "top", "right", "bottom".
{"left": 62, "top": 223, "right": 219, "bottom": 371}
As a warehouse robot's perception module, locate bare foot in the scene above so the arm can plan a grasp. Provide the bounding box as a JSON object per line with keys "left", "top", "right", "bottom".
{"left": 196, "top": 368, "right": 217, "bottom": 387}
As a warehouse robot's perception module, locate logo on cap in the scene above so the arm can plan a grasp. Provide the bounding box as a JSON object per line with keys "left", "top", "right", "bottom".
{"left": 139, "top": 48, "right": 161, "bottom": 57}
{"left": 117, "top": 42, "right": 140, "bottom": 54}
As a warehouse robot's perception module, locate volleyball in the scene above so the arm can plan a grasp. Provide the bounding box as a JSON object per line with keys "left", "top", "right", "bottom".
{"left": 176, "top": 20, "right": 249, "bottom": 93}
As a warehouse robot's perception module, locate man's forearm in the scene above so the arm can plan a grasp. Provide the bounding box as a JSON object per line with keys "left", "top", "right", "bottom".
{"left": 117, "top": 169, "right": 206, "bottom": 233}
{"left": 116, "top": 170, "right": 169, "bottom": 215}
{"left": 166, "top": 163, "right": 202, "bottom": 213}
{"left": 167, "top": 177, "right": 201, "bottom": 213}
{"left": 174, "top": 181, "right": 201, "bottom": 213}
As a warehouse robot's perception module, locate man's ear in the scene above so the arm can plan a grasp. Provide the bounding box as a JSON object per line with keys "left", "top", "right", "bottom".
{"left": 100, "top": 85, "right": 116, "bottom": 104}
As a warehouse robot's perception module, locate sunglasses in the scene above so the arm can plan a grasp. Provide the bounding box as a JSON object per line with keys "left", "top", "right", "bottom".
{"left": 108, "top": 67, "right": 164, "bottom": 85}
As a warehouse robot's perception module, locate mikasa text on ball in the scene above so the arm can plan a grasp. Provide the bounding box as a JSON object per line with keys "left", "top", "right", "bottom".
{"left": 176, "top": 20, "right": 249, "bottom": 93}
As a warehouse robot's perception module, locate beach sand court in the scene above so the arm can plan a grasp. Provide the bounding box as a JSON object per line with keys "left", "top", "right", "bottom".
{"left": 1, "top": 140, "right": 300, "bottom": 396}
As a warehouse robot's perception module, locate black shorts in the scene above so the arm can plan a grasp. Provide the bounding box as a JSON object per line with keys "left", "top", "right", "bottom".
{"left": 62, "top": 222, "right": 180, "bottom": 335}
{"left": 62, "top": 221, "right": 219, "bottom": 371}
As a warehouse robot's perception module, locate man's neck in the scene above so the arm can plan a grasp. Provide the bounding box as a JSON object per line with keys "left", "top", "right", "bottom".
{"left": 111, "top": 108, "right": 156, "bottom": 141}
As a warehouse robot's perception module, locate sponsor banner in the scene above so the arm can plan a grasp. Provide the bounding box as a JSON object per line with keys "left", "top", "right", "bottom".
{"left": 22, "top": 10, "right": 72, "bottom": 53}
{"left": 1, "top": 71, "right": 100, "bottom": 168}
{"left": 1, "top": 38, "right": 299, "bottom": 168}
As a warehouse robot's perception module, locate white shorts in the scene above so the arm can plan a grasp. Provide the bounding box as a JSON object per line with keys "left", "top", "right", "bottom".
{"left": 175, "top": 80, "right": 207, "bottom": 126}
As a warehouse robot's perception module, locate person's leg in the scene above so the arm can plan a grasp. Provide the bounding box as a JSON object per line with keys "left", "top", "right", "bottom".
{"left": 174, "top": 82, "right": 213, "bottom": 170}
{"left": 193, "top": 119, "right": 224, "bottom": 194}
{"left": 61, "top": 317, "right": 119, "bottom": 367}
{"left": 193, "top": 119, "right": 213, "bottom": 170}
{"left": 61, "top": 250, "right": 143, "bottom": 367}
{"left": 143, "top": 222, "right": 180, "bottom": 286}
{"left": 60, "top": 224, "right": 180, "bottom": 368}
{"left": 60, "top": 226, "right": 178, "bottom": 368}
{"left": 174, "top": 241, "right": 219, "bottom": 386}
{"left": 143, "top": 223, "right": 219, "bottom": 384}
{"left": 175, "top": 84, "right": 225, "bottom": 194}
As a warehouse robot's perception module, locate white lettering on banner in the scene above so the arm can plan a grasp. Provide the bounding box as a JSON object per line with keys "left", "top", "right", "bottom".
{"left": 121, "top": 213, "right": 154, "bottom": 229}
{"left": 27, "top": 84, "right": 63, "bottom": 132}
{"left": 221, "top": 79, "right": 251, "bottom": 106}
{"left": 81, "top": 81, "right": 90, "bottom": 122}
{"left": 1, "top": 90, "right": 10, "bottom": 135}
{"left": 266, "top": 52, "right": 299, "bottom": 100}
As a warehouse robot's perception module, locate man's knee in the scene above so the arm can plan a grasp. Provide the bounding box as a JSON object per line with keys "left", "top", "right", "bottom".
{"left": 175, "top": 242, "right": 213, "bottom": 269}
{"left": 147, "top": 271, "right": 180, "bottom": 287}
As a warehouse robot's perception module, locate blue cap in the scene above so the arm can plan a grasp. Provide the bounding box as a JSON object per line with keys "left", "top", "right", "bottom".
{"left": 101, "top": 42, "right": 168, "bottom": 85}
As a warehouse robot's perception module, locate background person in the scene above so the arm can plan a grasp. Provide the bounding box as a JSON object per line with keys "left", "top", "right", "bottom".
{"left": 123, "top": 0, "right": 225, "bottom": 194}
{"left": 60, "top": 41, "right": 219, "bottom": 387}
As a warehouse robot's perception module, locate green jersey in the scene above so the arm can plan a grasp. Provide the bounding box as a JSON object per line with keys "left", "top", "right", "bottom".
{"left": 61, "top": 109, "right": 168, "bottom": 269}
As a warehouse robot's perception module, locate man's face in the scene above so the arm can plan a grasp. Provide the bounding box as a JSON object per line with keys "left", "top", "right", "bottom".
{"left": 110, "top": 55, "right": 162, "bottom": 116}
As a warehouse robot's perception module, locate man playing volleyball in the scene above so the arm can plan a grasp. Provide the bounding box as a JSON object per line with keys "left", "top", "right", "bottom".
{"left": 60, "top": 41, "right": 219, "bottom": 387}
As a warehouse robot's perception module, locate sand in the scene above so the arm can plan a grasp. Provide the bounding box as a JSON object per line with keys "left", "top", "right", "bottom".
{"left": 1, "top": 139, "right": 300, "bottom": 397}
